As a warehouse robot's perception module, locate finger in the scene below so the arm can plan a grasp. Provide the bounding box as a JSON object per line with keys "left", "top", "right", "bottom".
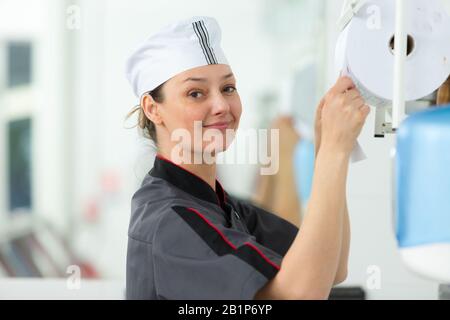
{"left": 360, "top": 105, "right": 371, "bottom": 117}
{"left": 349, "top": 97, "right": 365, "bottom": 110}
{"left": 343, "top": 89, "right": 361, "bottom": 102}
{"left": 353, "top": 105, "right": 370, "bottom": 124}
{"left": 332, "top": 76, "right": 356, "bottom": 94}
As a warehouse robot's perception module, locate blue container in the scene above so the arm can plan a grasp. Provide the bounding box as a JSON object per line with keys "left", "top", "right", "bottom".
{"left": 293, "top": 139, "right": 315, "bottom": 204}
{"left": 396, "top": 105, "right": 450, "bottom": 248}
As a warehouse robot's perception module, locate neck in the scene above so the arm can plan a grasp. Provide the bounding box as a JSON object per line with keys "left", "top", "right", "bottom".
{"left": 158, "top": 150, "right": 217, "bottom": 191}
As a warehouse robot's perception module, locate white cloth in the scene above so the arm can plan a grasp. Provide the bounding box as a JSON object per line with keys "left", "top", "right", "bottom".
{"left": 125, "top": 16, "right": 229, "bottom": 98}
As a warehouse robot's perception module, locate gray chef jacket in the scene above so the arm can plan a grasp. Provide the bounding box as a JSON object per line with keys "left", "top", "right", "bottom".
{"left": 126, "top": 155, "right": 299, "bottom": 300}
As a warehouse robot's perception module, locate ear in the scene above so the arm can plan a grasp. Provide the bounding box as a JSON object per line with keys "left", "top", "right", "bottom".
{"left": 141, "top": 94, "right": 163, "bottom": 125}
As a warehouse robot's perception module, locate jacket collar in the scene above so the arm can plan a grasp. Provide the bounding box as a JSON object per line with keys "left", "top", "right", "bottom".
{"left": 150, "top": 154, "right": 226, "bottom": 208}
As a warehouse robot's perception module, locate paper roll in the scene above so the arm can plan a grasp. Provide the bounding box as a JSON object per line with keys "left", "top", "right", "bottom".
{"left": 336, "top": 0, "right": 450, "bottom": 108}
{"left": 335, "top": 0, "right": 450, "bottom": 162}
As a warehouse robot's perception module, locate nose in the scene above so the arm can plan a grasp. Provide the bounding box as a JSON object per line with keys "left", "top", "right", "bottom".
{"left": 210, "top": 91, "right": 231, "bottom": 116}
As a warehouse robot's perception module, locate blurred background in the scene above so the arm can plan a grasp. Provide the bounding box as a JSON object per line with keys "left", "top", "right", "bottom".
{"left": 0, "top": 0, "right": 449, "bottom": 299}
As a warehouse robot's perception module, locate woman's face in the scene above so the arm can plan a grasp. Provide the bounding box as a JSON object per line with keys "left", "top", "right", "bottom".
{"left": 157, "top": 64, "right": 242, "bottom": 161}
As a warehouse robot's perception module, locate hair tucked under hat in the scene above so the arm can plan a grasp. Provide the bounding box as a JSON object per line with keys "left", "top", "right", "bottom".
{"left": 126, "top": 83, "right": 165, "bottom": 145}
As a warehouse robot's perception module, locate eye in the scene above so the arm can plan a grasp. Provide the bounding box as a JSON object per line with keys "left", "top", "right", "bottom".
{"left": 188, "top": 91, "right": 204, "bottom": 99}
{"left": 223, "top": 86, "right": 237, "bottom": 94}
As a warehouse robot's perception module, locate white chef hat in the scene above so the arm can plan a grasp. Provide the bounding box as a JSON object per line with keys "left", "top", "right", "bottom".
{"left": 125, "top": 16, "right": 229, "bottom": 98}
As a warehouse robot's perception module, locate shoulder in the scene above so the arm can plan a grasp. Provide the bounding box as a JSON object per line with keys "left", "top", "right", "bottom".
{"left": 128, "top": 173, "right": 227, "bottom": 244}
{"left": 128, "top": 173, "right": 183, "bottom": 244}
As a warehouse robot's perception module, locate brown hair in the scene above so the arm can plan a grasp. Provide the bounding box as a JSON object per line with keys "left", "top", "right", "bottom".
{"left": 437, "top": 76, "right": 450, "bottom": 106}
{"left": 126, "top": 83, "right": 165, "bottom": 144}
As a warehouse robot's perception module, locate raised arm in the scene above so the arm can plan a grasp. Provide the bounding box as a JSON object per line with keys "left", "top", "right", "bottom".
{"left": 255, "top": 77, "right": 369, "bottom": 299}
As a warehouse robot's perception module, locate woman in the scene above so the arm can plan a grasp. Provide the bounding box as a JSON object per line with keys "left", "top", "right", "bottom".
{"left": 125, "top": 16, "right": 369, "bottom": 300}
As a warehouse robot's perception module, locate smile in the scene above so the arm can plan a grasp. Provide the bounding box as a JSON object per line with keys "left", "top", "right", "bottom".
{"left": 203, "top": 122, "right": 231, "bottom": 130}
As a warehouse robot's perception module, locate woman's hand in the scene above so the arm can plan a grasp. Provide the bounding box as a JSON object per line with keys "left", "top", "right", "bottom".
{"left": 315, "top": 76, "right": 370, "bottom": 157}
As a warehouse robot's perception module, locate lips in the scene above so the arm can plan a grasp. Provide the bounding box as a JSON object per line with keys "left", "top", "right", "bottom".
{"left": 203, "top": 121, "right": 231, "bottom": 130}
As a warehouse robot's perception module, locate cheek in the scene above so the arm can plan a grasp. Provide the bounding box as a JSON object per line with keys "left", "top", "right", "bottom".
{"left": 230, "top": 98, "right": 242, "bottom": 124}
{"left": 182, "top": 107, "right": 208, "bottom": 128}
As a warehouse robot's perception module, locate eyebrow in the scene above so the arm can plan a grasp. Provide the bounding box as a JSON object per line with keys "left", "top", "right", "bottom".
{"left": 182, "top": 73, "right": 235, "bottom": 83}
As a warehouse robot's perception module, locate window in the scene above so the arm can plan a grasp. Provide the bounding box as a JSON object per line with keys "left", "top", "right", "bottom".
{"left": 8, "top": 118, "right": 33, "bottom": 212}
{"left": 7, "top": 42, "right": 33, "bottom": 88}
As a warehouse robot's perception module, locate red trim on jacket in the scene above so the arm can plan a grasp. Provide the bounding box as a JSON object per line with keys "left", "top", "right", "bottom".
{"left": 156, "top": 154, "right": 226, "bottom": 207}
{"left": 187, "top": 207, "right": 280, "bottom": 270}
